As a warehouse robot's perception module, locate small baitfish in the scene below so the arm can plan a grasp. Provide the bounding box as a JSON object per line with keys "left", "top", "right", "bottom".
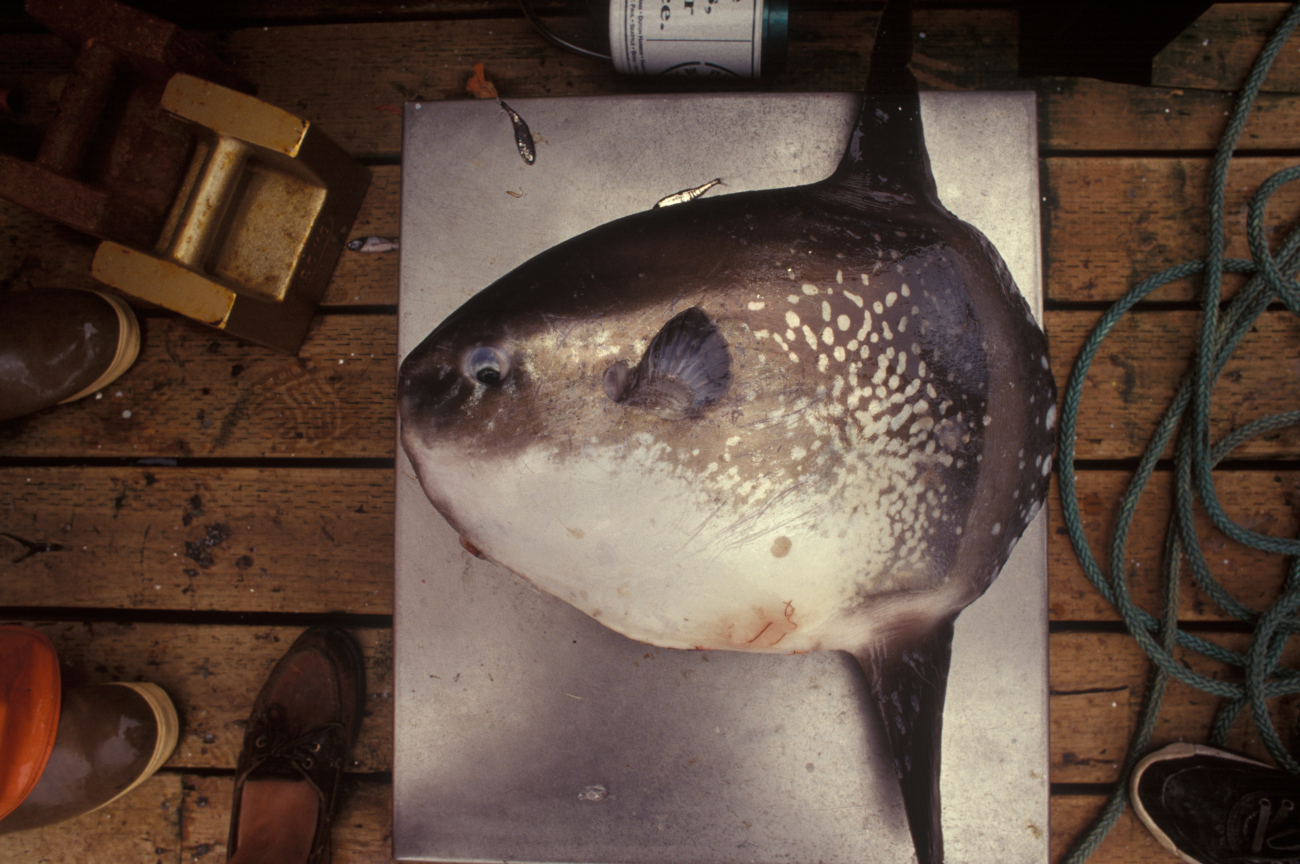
{"left": 397, "top": 2, "right": 1056, "bottom": 862}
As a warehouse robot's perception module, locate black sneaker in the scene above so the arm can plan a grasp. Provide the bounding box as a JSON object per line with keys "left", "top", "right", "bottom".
{"left": 1131, "top": 743, "right": 1300, "bottom": 864}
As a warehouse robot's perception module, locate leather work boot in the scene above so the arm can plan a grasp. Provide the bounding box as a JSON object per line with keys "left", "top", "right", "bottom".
{"left": 226, "top": 627, "right": 365, "bottom": 864}
{"left": 0, "top": 626, "right": 179, "bottom": 833}
{"left": 0, "top": 287, "right": 140, "bottom": 422}
{"left": 1131, "top": 742, "right": 1300, "bottom": 864}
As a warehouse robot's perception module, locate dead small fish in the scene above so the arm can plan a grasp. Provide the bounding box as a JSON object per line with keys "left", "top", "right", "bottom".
{"left": 654, "top": 178, "right": 723, "bottom": 208}
{"left": 399, "top": 2, "right": 1054, "bottom": 862}
{"left": 347, "top": 236, "right": 400, "bottom": 253}
{"left": 498, "top": 99, "right": 535, "bottom": 165}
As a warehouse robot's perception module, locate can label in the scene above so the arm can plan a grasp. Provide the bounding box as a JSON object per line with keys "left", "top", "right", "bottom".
{"left": 609, "top": 0, "right": 764, "bottom": 78}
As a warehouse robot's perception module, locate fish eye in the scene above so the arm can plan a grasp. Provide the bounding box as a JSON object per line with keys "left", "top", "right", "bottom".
{"left": 465, "top": 346, "right": 510, "bottom": 386}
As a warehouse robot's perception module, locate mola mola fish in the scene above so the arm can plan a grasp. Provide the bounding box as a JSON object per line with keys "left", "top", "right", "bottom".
{"left": 398, "top": 1, "right": 1056, "bottom": 861}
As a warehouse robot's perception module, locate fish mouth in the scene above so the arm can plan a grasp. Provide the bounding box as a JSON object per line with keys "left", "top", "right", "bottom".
{"left": 396, "top": 336, "right": 468, "bottom": 431}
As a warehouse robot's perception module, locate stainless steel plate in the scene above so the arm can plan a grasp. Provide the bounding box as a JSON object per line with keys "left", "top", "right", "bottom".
{"left": 394, "top": 91, "right": 1049, "bottom": 864}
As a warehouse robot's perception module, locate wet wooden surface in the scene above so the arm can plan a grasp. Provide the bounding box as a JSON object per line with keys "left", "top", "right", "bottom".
{"left": 2, "top": 3, "right": 1299, "bottom": 862}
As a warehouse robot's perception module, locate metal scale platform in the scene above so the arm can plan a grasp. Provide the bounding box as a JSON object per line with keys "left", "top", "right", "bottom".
{"left": 394, "top": 91, "right": 1049, "bottom": 864}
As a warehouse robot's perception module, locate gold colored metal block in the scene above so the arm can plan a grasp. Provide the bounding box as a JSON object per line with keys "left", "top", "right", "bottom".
{"left": 92, "top": 74, "right": 370, "bottom": 354}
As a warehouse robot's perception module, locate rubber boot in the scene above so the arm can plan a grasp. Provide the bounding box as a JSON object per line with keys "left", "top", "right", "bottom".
{"left": 0, "top": 628, "right": 179, "bottom": 833}
{"left": 0, "top": 287, "right": 140, "bottom": 422}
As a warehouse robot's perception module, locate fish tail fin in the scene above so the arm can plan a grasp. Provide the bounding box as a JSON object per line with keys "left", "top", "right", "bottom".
{"left": 822, "top": 0, "right": 940, "bottom": 208}
{"left": 853, "top": 613, "right": 956, "bottom": 864}
{"left": 866, "top": 0, "right": 915, "bottom": 96}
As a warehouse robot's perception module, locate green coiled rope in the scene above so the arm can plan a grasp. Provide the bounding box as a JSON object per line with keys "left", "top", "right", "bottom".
{"left": 1059, "top": 4, "right": 1300, "bottom": 861}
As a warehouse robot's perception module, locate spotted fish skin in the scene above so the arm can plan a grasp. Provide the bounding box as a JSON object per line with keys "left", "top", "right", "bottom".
{"left": 398, "top": 178, "right": 1055, "bottom": 654}
{"left": 399, "top": 2, "right": 1055, "bottom": 861}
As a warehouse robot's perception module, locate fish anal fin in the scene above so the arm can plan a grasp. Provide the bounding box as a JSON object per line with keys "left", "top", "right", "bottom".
{"left": 604, "top": 307, "right": 731, "bottom": 420}
{"left": 852, "top": 614, "right": 956, "bottom": 864}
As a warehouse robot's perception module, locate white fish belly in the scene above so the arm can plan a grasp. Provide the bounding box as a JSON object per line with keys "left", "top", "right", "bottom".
{"left": 408, "top": 430, "right": 948, "bottom": 654}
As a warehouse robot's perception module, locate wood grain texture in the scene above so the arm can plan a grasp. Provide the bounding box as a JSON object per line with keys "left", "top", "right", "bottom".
{"left": 201, "top": 13, "right": 1300, "bottom": 154}
{"left": 0, "top": 314, "right": 397, "bottom": 459}
{"left": 1049, "top": 470, "right": 1300, "bottom": 622}
{"left": 0, "top": 773, "right": 184, "bottom": 864}
{"left": 1049, "top": 632, "right": 1300, "bottom": 785}
{"left": 0, "top": 467, "right": 394, "bottom": 613}
{"left": 0, "top": 167, "right": 399, "bottom": 307}
{"left": 1051, "top": 309, "right": 1300, "bottom": 461}
{"left": 1051, "top": 795, "right": 1171, "bottom": 864}
{"left": 5, "top": 618, "right": 1294, "bottom": 793}
{"left": 1154, "top": 3, "right": 1300, "bottom": 93}
{"left": 5, "top": 10, "right": 1300, "bottom": 159}
{"left": 1044, "top": 156, "right": 1300, "bottom": 303}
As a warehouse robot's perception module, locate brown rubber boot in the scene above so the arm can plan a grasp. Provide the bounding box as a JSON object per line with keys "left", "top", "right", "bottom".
{"left": 0, "top": 287, "right": 140, "bottom": 422}
{"left": 0, "top": 624, "right": 179, "bottom": 835}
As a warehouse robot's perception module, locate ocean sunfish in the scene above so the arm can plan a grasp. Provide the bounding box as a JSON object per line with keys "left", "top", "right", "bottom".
{"left": 397, "top": 2, "right": 1056, "bottom": 862}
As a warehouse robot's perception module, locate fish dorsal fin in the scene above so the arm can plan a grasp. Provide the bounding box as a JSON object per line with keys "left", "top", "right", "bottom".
{"left": 603, "top": 307, "right": 731, "bottom": 420}
{"left": 820, "top": 0, "right": 941, "bottom": 209}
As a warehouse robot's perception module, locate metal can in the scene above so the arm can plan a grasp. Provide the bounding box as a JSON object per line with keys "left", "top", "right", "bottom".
{"left": 607, "top": 0, "right": 788, "bottom": 78}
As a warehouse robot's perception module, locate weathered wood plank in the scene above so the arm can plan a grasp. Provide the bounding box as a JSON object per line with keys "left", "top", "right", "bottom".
{"left": 5, "top": 465, "right": 1298, "bottom": 624}
{"left": 1049, "top": 470, "right": 1300, "bottom": 623}
{"left": 1154, "top": 3, "right": 1300, "bottom": 94}
{"left": 1044, "top": 156, "right": 1300, "bottom": 304}
{"left": 1051, "top": 794, "right": 1169, "bottom": 864}
{"left": 15, "top": 622, "right": 394, "bottom": 772}
{"left": 181, "top": 774, "right": 392, "bottom": 864}
{"left": 206, "top": 13, "right": 1300, "bottom": 155}
{"left": 1051, "top": 308, "right": 1300, "bottom": 461}
{"left": 1049, "top": 631, "right": 1300, "bottom": 785}
{"left": 0, "top": 466, "right": 395, "bottom": 613}
{"left": 0, "top": 313, "right": 397, "bottom": 459}
{"left": 6, "top": 11, "right": 1300, "bottom": 159}
{"left": 330, "top": 166, "right": 401, "bottom": 306}
{"left": 0, "top": 772, "right": 183, "bottom": 864}
{"left": 16, "top": 154, "right": 1300, "bottom": 310}
{"left": 14, "top": 154, "right": 1300, "bottom": 309}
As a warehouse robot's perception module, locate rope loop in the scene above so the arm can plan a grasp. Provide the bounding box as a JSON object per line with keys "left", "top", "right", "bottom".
{"left": 1060, "top": 4, "right": 1300, "bottom": 861}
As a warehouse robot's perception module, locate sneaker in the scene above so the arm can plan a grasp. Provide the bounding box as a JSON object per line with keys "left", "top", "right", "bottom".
{"left": 1131, "top": 742, "right": 1300, "bottom": 864}
{"left": 0, "top": 288, "right": 140, "bottom": 422}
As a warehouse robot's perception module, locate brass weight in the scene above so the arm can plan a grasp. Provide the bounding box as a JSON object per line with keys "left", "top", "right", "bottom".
{"left": 92, "top": 74, "right": 370, "bottom": 355}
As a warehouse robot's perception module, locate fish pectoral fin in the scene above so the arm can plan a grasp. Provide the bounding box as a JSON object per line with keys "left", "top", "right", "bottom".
{"left": 603, "top": 307, "right": 731, "bottom": 420}
{"left": 852, "top": 614, "right": 956, "bottom": 864}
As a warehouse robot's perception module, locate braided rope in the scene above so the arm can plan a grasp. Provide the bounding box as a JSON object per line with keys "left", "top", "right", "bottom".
{"left": 1059, "top": 5, "right": 1300, "bottom": 860}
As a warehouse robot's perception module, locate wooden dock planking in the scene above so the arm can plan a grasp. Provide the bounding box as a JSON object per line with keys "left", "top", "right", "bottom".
{"left": 4, "top": 467, "right": 1299, "bottom": 625}
{"left": 1, "top": 467, "right": 395, "bottom": 614}
{"left": 11, "top": 156, "right": 1300, "bottom": 309}
{"left": 2, "top": 3, "right": 1299, "bottom": 862}
{"left": 0, "top": 773, "right": 185, "bottom": 864}
{"left": 1, "top": 9, "right": 1300, "bottom": 155}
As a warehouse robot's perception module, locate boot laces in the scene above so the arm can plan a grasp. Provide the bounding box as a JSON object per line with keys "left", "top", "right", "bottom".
{"left": 248, "top": 703, "right": 344, "bottom": 775}
{"left": 1243, "top": 797, "right": 1300, "bottom": 859}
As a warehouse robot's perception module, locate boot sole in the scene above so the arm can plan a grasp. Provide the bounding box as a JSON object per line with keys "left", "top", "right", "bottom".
{"left": 58, "top": 292, "right": 141, "bottom": 405}
{"left": 84, "top": 682, "right": 180, "bottom": 815}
